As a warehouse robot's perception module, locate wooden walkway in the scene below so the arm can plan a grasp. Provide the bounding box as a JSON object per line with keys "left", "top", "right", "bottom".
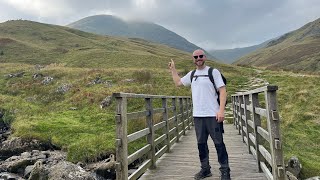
{"left": 140, "top": 124, "right": 267, "bottom": 180}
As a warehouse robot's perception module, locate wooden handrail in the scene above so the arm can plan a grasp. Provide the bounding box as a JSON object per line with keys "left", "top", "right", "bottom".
{"left": 113, "top": 93, "right": 192, "bottom": 180}
{"left": 231, "top": 85, "right": 285, "bottom": 180}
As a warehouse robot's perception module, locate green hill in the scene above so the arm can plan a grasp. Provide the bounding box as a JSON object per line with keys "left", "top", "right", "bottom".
{"left": 209, "top": 40, "right": 270, "bottom": 64}
{"left": 0, "top": 19, "right": 198, "bottom": 68}
{"left": 235, "top": 18, "right": 320, "bottom": 72}
{"left": 0, "top": 20, "right": 319, "bottom": 178}
{"left": 67, "top": 15, "right": 216, "bottom": 59}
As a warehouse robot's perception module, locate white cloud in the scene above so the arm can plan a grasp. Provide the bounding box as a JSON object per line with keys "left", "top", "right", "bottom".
{"left": 1, "top": 0, "right": 74, "bottom": 17}
{"left": 1, "top": 0, "right": 320, "bottom": 49}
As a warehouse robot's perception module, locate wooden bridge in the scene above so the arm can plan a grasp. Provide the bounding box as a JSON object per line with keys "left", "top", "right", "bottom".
{"left": 113, "top": 85, "right": 286, "bottom": 180}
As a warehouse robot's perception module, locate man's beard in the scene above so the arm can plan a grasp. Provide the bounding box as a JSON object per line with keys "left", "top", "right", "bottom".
{"left": 194, "top": 60, "right": 205, "bottom": 66}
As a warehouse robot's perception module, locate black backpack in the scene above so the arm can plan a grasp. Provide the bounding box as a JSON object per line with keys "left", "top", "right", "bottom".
{"left": 190, "top": 67, "right": 227, "bottom": 106}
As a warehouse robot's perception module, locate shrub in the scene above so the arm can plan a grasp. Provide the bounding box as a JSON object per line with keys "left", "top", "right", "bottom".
{"left": 133, "top": 70, "right": 152, "bottom": 83}
{"left": 0, "top": 108, "right": 15, "bottom": 125}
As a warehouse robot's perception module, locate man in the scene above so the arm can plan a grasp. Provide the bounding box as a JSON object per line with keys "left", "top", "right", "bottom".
{"left": 168, "top": 49, "right": 231, "bottom": 180}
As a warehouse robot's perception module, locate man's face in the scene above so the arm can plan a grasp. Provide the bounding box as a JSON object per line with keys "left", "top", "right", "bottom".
{"left": 192, "top": 50, "right": 206, "bottom": 67}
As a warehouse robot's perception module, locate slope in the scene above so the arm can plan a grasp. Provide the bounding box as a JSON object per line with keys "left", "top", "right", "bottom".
{"left": 67, "top": 15, "right": 216, "bottom": 58}
{"left": 235, "top": 18, "right": 320, "bottom": 72}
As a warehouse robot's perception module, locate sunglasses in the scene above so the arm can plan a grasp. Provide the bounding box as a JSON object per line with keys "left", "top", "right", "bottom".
{"left": 193, "top": 55, "right": 204, "bottom": 59}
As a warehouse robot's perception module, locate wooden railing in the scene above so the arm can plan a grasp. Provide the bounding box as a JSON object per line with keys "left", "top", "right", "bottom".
{"left": 113, "top": 92, "right": 193, "bottom": 180}
{"left": 231, "top": 85, "right": 285, "bottom": 180}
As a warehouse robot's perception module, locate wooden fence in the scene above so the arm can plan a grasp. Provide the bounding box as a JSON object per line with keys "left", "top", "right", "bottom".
{"left": 231, "top": 85, "right": 285, "bottom": 180}
{"left": 113, "top": 92, "right": 192, "bottom": 180}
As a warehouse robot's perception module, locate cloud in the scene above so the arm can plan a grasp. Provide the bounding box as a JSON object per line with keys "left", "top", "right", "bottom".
{"left": 1, "top": 0, "right": 320, "bottom": 49}
{"left": 1, "top": 0, "right": 72, "bottom": 17}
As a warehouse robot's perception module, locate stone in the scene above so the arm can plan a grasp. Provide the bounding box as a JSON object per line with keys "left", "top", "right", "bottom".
{"left": 100, "top": 96, "right": 112, "bottom": 109}
{"left": 285, "top": 156, "right": 302, "bottom": 178}
{"left": 41, "top": 77, "right": 53, "bottom": 85}
{"left": 28, "top": 161, "right": 47, "bottom": 180}
{"left": 305, "top": 176, "right": 320, "bottom": 180}
{"left": 48, "top": 161, "right": 96, "bottom": 180}
{"left": 0, "top": 172, "right": 24, "bottom": 180}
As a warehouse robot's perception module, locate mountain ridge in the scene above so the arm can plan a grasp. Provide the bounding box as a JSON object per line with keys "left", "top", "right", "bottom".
{"left": 209, "top": 40, "right": 270, "bottom": 64}
{"left": 67, "top": 15, "right": 216, "bottom": 59}
{"left": 234, "top": 18, "right": 320, "bottom": 72}
{"left": 0, "top": 19, "right": 197, "bottom": 68}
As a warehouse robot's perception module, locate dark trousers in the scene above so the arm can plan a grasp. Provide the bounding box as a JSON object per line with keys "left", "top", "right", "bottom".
{"left": 194, "top": 117, "right": 230, "bottom": 172}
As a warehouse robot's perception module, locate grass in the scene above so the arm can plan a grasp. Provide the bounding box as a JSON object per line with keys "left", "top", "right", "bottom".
{"left": 0, "top": 20, "right": 319, "bottom": 178}
{"left": 261, "top": 71, "right": 320, "bottom": 177}
{"left": 235, "top": 18, "right": 320, "bottom": 72}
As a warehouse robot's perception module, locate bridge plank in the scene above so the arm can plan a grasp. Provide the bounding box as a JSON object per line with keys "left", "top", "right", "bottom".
{"left": 140, "top": 124, "right": 267, "bottom": 180}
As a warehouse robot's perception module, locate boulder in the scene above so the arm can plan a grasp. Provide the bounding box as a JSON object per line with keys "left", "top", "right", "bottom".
{"left": 285, "top": 156, "right": 302, "bottom": 178}
{"left": 48, "top": 161, "right": 96, "bottom": 180}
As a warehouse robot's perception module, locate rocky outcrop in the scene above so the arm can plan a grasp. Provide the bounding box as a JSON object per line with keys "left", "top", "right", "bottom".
{"left": 0, "top": 137, "right": 54, "bottom": 160}
{"left": 0, "top": 149, "right": 116, "bottom": 180}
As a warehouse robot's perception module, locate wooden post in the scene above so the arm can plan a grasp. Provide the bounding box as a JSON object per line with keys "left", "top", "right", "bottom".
{"left": 172, "top": 98, "right": 179, "bottom": 142}
{"left": 179, "top": 98, "right": 186, "bottom": 135}
{"left": 190, "top": 98, "right": 194, "bottom": 126}
{"left": 232, "top": 96, "right": 236, "bottom": 126}
{"left": 265, "top": 88, "right": 285, "bottom": 180}
{"left": 243, "top": 94, "right": 251, "bottom": 153}
{"left": 162, "top": 98, "right": 171, "bottom": 152}
{"left": 145, "top": 98, "right": 156, "bottom": 169}
{"left": 185, "top": 98, "right": 191, "bottom": 130}
{"left": 250, "top": 93, "right": 263, "bottom": 172}
{"left": 115, "top": 96, "right": 128, "bottom": 180}
{"left": 236, "top": 95, "right": 241, "bottom": 135}
{"left": 239, "top": 95, "right": 245, "bottom": 140}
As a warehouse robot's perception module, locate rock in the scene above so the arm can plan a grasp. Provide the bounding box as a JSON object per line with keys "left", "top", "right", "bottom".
{"left": 92, "top": 77, "right": 103, "bottom": 84}
{"left": 32, "top": 73, "right": 44, "bottom": 79}
{"left": 42, "top": 77, "right": 53, "bottom": 85}
{"left": 285, "top": 156, "right": 302, "bottom": 178}
{"left": 56, "top": 84, "right": 72, "bottom": 94}
{"left": 48, "top": 161, "right": 96, "bottom": 180}
{"left": 6, "top": 72, "right": 25, "bottom": 78}
{"left": 0, "top": 137, "right": 46, "bottom": 159}
{"left": 28, "top": 161, "right": 47, "bottom": 180}
{"left": 0, "top": 172, "right": 24, "bottom": 180}
{"left": 96, "top": 155, "right": 115, "bottom": 179}
{"left": 286, "top": 171, "right": 298, "bottom": 180}
{"left": 305, "top": 176, "right": 320, "bottom": 180}
{"left": 104, "top": 80, "right": 112, "bottom": 88}
{"left": 0, "top": 150, "right": 66, "bottom": 174}
{"left": 34, "top": 65, "right": 45, "bottom": 71}
{"left": 122, "top": 79, "right": 134, "bottom": 83}
{"left": 100, "top": 96, "right": 112, "bottom": 109}
{"left": 24, "top": 165, "right": 34, "bottom": 178}
{"left": 7, "top": 158, "right": 36, "bottom": 174}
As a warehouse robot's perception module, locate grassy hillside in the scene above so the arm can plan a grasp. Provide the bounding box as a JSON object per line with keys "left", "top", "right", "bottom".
{"left": 235, "top": 18, "right": 320, "bottom": 72}
{"left": 0, "top": 20, "right": 195, "bottom": 68}
{"left": 67, "top": 15, "right": 215, "bottom": 58}
{"left": 0, "top": 20, "right": 319, "bottom": 178}
{"left": 209, "top": 40, "right": 270, "bottom": 64}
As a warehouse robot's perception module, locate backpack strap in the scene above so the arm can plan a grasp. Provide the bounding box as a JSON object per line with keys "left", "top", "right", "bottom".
{"left": 208, "top": 67, "right": 218, "bottom": 94}
{"left": 190, "top": 70, "right": 196, "bottom": 82}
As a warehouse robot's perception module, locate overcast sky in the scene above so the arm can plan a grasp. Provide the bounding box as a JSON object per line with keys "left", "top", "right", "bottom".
{"left": 1, "top": 0, "right": 320, "bottom": 50}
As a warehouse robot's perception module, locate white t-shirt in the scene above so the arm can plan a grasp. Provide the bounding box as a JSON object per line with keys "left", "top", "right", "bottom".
{"left": 181, "top": 66, "right": 225, "bottom": 117}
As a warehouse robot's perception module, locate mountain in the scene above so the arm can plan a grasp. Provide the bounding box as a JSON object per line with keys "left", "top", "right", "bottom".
{"left": 209, "top": 40, "right": 270, "bottom": 64}
{"left": 234, "top": 18, "right": 320, "bottom": 72}
{"left": 67, "top": 15, "right": 216, "bottom": 59}
{"left": 0, "top": 20, "right": 195, "bottom": 68}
